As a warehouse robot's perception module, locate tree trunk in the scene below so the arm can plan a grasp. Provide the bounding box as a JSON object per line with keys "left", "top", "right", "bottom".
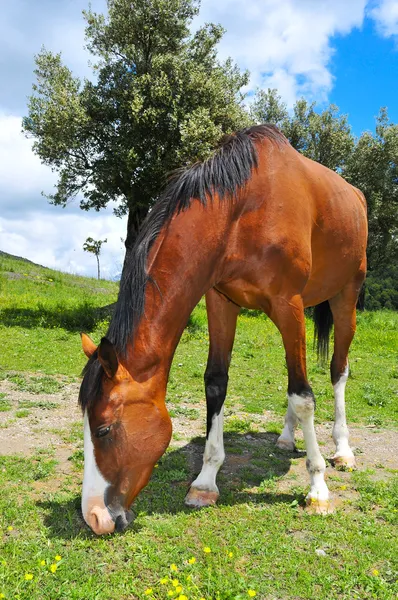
{"left": 124, "top": 202, "right": 150, "bottom": 250}
{"left": 97, "top": 255, "right": 100, "bottom": 280}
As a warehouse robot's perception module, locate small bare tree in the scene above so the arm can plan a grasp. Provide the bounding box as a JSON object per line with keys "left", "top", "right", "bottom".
{"left": 83, "top": 237, "right": 107, "bottom": 280}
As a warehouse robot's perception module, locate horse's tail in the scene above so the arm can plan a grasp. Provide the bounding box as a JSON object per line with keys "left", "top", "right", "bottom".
{"left": 356, "top": 283, "right": 365, "bottom": 311}
{"left": 313, "top": 301, "right": 333, "bottom": 363}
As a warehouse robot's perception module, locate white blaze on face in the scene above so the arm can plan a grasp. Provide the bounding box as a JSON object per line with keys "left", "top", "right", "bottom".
{"left": 82, "top": 412, "right": 115, "bottom": 535}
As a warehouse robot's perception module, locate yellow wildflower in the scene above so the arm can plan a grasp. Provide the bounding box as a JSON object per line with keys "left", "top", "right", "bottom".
{"left": 167, "top": 592, "right": 174, "bottom": 597}
{"left": 55, "top": 555, "right": 62, "bottom": 562}
{"left": 170, "top": 564, "right": 178, "bottom": 571}
{"left": 248, "top": 590, "right": 257, "bottom": 597}
{"left": 178, "top": 596, "right": 188, "bottom": 600}
{"left": 144, "top": 589, "right": 153, "bottom": 595}
{"left": 372, "top": 569, "right": 379, "bottom": 576}
{"left": 7, "top": 526, "right": 13, "bottom": 532}
{"left": 154, "top": 464, "right": 159, "bottom": 468}
{"left": 186, "top": 575, "right": 191, "bottom": 581}
{"left": 40, "top": 560, "right": 46, "bottom": 566}
{"left": 24, "top": 573, "right": 33, "bottom": 581}
{"left": 188, "top": 557, "right": 196, "bottom": 564}
{"left": 203, "top": 546, "right": 211, "bottom": 553}
{"left": 160, "top": 577, "right": 169, "bottom": 584}
{"left": 228, "top": 551, "right": 234, "bottom": 558}
{"left": 340, "top": 485, "right": 347, "bottom": 491}
{"left": 0, "top": 593, "right": 5, "bottom": 598}
{"left": 172, "top": 579, "right": 179, "bottom": 587}
{"left": 176, "top": 586, "right": 182, "bottom": 593}
{"left": 50, "top": 564, "right": 57, "bottom": 573}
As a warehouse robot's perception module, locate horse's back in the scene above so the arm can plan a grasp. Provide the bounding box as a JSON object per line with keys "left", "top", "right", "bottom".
{"left": 218, "top": 140, "right": 367, "bottom": 309}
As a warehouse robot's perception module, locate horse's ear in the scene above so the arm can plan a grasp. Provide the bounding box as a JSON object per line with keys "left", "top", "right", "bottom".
{"left": 81, "top": 332, "right": 97, "bottom": 358}
{"left": 98, "top": 337, "right": 118, "bottom": 379}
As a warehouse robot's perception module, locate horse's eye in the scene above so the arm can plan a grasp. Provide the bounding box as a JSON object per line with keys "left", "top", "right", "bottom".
{"left": 96, "top": 425, "right": 111, "bottom": 438}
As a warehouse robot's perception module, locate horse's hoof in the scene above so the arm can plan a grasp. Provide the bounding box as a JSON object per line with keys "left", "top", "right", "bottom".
{"left": 330, "top": 455, "right": 357, "bottom": 471}
{"left": 184, "top": 487, "right": 219, "bottom": 508}
{"left": 305, "top": 497, "right": 335, "bottom": 515}
{"left": 276, "top": 437, "right": 296, "bottom": 452}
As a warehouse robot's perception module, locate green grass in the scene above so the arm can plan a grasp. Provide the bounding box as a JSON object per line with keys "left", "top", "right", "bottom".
{"left": 0, "top": 393, "right": 11, "bottom": 412}
{"left": 1, "top": 253, "right": 397, "bottom": 428}
{"left": 0, "top": 451, "right": 397, "bottom": 600}
{"left": 0, "top": 253, "right": 118, "bottom": 375}
{"left": 1, "top": 253, "right": 398, "bottom": 599}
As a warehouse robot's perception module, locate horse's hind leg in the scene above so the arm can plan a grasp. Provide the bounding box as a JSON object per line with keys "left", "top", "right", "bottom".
{"left": 329, "top": 276, "right": 364, "bottom": 470}
{"left": 271, "top": 296, "right": 331, "bottom": 513}
{"left": 185, "top": 288, "right": 239, "bottom": 508}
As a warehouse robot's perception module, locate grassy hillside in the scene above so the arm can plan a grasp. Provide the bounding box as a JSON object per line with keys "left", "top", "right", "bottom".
{"left": 0, "top": 251, "right": 118, "bottom": 375}
{"left": 0, "top": 252, "right": 397, "bottom": 600}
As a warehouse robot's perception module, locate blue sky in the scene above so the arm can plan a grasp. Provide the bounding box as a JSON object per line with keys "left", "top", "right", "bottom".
{"left": 330, "top": 16, "right": 398, "bottom": 135}
{"left": 0, "top": 0, "right": 397, "bottom": 277}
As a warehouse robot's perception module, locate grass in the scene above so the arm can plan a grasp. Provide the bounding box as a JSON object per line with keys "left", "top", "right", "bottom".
{"left": 0, "top": 253, "right": 117, "bottom": 375}
{"left": 0, "top": 450, "right": 397, "bottom": 600}
{"left": 0, "top": 253, "right": 398, "bottom": 599}
{"left": 1, "top": 253, "right": 397, "bottom": 428}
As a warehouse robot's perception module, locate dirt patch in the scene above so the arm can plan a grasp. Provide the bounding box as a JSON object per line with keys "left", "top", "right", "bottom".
{"left": 0, "top": 379, "right": 81, "bottom": 477}
{"left": 1, "top": 376, "right": 397, "bottom": 500}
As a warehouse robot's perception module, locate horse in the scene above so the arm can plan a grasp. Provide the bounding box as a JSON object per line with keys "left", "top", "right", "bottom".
{"left": 78, "top": 124, "right": 367, "bottom": 535}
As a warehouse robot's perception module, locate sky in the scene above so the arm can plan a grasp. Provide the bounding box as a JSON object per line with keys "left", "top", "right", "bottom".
{"left": 0, "top": 0, "right": 397, "bottom": 279}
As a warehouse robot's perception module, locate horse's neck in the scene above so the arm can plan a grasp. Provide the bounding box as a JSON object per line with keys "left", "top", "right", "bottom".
{"left": 128, "top": 199, "right": 230, "bottom": 378}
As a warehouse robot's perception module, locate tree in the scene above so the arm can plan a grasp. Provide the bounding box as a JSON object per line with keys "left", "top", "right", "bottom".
{"left": 250, "top": 90, "right": 354, "bottom": 172}
{"left": 250, "top": 88, "right": 288, "bottom": 128}
{"left": 23, "top": 0, "right": 250, "bottom": 248}
{"left": 83, "top": 237, "right": 107, "bottom": 280}
{"left": 344, "top": 108, "right": 398, "bottom": 272}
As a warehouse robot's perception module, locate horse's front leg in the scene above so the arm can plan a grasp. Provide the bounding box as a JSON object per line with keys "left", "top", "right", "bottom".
{"left": 185, "top": 288, "right": 239, "bottom": 508}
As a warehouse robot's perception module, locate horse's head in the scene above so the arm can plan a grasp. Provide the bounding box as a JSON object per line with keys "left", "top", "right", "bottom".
{"left": 79, "top": 333, "right": 172, "bottom": 535}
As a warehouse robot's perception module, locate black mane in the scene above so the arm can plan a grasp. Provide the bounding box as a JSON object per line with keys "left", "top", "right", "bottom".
{"left": 79, "top": 124, "right": 287, "bottom": 412}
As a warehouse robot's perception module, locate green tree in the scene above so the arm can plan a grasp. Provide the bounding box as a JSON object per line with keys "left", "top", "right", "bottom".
{"left": 250, "top": 88, "right": 288, "bottom": 127}
{"left": 83, "top": 237, "right": 107, "bottom": 280}
{"left": 23, "top": 0, "right": 250, "bottom": 248}
{"left": 282, "top": 99, "right": 354, "bottom": 171}
{"left": 344, "top": 108, "right": 398, "bottom": 272}
{"left": 250, "top": 90, "right": 354, "bottom": 172}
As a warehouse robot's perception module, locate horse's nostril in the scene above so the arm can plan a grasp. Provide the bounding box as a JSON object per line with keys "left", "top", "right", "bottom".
{"left": 89, "top": 510, "right": 100, "bottom": 532}
{"left": 88, "top": 507, "right": 115, "bottom": 535}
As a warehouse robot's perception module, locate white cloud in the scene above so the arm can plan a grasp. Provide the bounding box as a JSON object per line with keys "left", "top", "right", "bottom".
{"left": 196, "top": 0, "right": 368, "bottom": 106}
{"left": 369, "top": 0, "right": 398, "bottom": 37}
{"left": 0, "top": 113, "right": 126, "bottom": 279}
{"left": 0, "top": 113, "right": 55, "bottom": 197}
{"left": 0, "top": 211, "right": 127, "bottom": 280}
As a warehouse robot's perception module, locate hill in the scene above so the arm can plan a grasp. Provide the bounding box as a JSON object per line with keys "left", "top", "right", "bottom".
{"left": 0, "top": 251, "right": 118, "bottom": 375}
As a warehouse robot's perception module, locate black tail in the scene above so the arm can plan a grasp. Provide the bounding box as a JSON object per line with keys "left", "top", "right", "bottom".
{"left": 356, "top": 283, "right": 365, "bottom": 311}
{"left": 313, "top": 301, "right": 333, "bottom": 363}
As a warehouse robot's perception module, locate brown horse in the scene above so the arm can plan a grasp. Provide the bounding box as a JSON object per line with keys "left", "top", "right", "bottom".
{"left": 79, "top": 125, "right": 367, "bottom": 535}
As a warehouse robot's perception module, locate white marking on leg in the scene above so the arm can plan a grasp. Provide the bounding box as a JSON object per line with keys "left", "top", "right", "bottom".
{"left": 191, "top": 407, "right": 225, "bottom": 493}
{"left": 289, "top": 394, "right": 329, "bottom": 503}
{"left": 332, "top": 365, "right": 355, "bottom": 460}
{"left": 277, "top": 399, "right": 298, "bottom": 450}
{"left": 82, "top": 412, "right": 114, "bottom": 534}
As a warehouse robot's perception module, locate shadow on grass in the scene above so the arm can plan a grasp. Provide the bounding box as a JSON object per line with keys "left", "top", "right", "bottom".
{"left": 0, "top": 302, "right": 112, "bottom": 332}
{"left": 37, "top": 432, "right": 304, "bottom": 540}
